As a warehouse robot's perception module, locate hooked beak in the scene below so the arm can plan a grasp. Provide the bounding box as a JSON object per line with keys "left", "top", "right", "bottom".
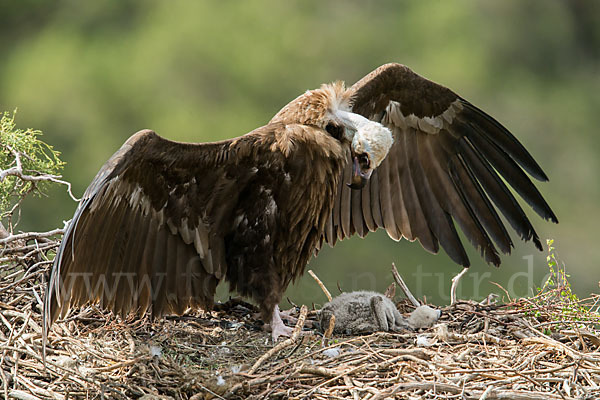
{"left": 347, "top": 152, "right": 372, "bottom": 190}
{"left": 333, "top": 109, "right": 393, "bottom": 190}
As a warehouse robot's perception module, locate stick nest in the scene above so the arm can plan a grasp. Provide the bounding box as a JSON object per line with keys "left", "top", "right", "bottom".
{"left": 1, "top": 233, "right": 600, "bottom": 400}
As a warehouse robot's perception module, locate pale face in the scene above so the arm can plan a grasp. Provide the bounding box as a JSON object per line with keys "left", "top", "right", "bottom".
{"left": 333, "top": 109, "right": 393, "bottom": 189}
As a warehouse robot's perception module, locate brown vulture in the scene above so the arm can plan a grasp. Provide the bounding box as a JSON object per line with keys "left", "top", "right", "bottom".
{"left": 43, "top": 63, "right": 557, "bottom": 344}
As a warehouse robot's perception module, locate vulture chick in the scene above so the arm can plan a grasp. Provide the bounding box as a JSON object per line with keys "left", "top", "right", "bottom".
{"left": 319, "top": 290, "right": 442, "bottom": 334}
{"left": 43, "top": 64, "right": 557, "bottom": 347}
{"left": 407, "top": 305, "right": 442, "bottom": 329}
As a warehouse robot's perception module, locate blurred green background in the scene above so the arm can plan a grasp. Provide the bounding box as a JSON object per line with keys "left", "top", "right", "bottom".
{"left": 1, "top": 0, "right": 598, "bottom": 306}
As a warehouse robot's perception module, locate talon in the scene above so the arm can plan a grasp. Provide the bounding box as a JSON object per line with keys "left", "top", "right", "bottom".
{"left": 269, "top": 305, "right": 293, "bottom": 342}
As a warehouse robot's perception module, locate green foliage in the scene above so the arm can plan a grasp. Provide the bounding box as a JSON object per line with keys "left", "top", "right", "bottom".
{"left": 0, "top": 110, "right": 65, "bottom": 216}
{"left": 524, "top": 239, "right": 600, "bottom": 334}
{"left": 538, "top": 239, "right": 583, "bottom": 312}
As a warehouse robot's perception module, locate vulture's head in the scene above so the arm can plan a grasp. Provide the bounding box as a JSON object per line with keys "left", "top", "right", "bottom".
{"left": 271, "top": 82, "right": 393, "bottom": 189}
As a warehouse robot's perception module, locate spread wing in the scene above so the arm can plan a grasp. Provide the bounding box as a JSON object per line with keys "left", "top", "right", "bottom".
{"left": 44, "top": 129, "right": 255, "bottom": 329}
{"left": 324, "top": 63, "right": 557, "bottom": 267}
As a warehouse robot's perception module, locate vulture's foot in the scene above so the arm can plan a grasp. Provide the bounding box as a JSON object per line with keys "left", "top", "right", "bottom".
{"left": 279, "top": 307, "right": 300, "bottom": 324}
{"left": 269, "top": 305, "right": 293, "bottom": 342}
{"left": 279, "top": 307, "right": 315, "bottom": 328}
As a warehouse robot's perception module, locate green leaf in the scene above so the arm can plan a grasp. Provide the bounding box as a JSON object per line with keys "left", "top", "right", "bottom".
{"left": 0, "top": 110, "right": 65, "bottom": 213}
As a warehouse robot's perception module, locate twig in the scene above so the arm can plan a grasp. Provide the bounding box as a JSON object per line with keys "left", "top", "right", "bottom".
{"left": 451, "top": 267, "right": 468, "bottom": 305}
{"left": 343, "top": 375, "right": 359, "bottom": 400}
{"left": 0, "top": 227, "right": 65, "bottom": 245}
{"left": 391, "top": 263, "right": 420, "bottom": 307}
{"left": 248, "top": 305, "right": 308, "bottom": 374}
{"left": 308, "top": 270, "right": 336, "bottom": 344}
{"left": 8, "top": 390, "right": 43, "bottom": 400}
{"left": 323, "top": 314, "right": 335, "bottom": 341}
{"left": 299, "top": 365, "right": 337, "bottom": 378}
{"left": 384, "top": 282, "right": 396, "bottom": 299}
{"left": 88, "top": 356, "right": 150, "bottom": 373}
{"left": 561, "top": 329, "right": 600, "bottom": 347}
{"left": 308, "top": 270, "right": 332, "bottom": 301}
{"left": 0, "top": 146, "right": 80, "bottom": 202}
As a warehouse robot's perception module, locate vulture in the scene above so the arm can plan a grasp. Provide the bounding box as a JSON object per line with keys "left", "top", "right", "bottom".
{"left": 43, "top": 63, "right": 557, "bottom": 344}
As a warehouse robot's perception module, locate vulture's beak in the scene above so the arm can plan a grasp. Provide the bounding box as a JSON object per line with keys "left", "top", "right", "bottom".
{"left": 348, "top": 152, "right": 373, "bottom": 190}
{"left": 334, "top": 110, "right": 394, "bottom": 191}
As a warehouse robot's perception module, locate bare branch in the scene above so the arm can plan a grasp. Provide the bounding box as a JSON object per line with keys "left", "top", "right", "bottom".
{"left": 0, "top": 227, "right": 65, "bottom": 245}
{"left": 451, "top": 267, "right": 468, "bottom": 305}
{"left": 0, "top": 146, "right": 79, "bottom": 202}
{"left": 308, "top": 269, "right": 332, "bottom": 302}
{"left": 248, "top": 305, "right": 308, "bottom": 374}
{"left": 391, "top": 262, "right": 420, "bottom": 307}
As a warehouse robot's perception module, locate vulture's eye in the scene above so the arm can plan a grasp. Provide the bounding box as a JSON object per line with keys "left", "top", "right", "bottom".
{"left": 325, "top": 123, "right": 344, "bottom": 140}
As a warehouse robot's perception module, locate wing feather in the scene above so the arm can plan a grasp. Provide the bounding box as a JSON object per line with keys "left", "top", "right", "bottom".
{"left": 465, "top": 124, "right": 556, "bottom": 222}
{"left": 330, "top": 163, "right": 343, "bottom": 245}
{"left": 387, "top": 140, "right": 412, "bottom": 239}
{"left": 450, "top": 153, "right": 512, "bottom": 254}
{"left": 351, "top": 182, "right": 366, "bottom": 237}
{"left": 114, "top": 206, "right": 145, "bottom": 316}
{"left": 458, "top": 137, "right": 543, "bottom": 249}
{"left": 461, "top": 101, "right": 548, "bottom": 181}
{"left": 165, "top": 231, "right": 180, "bottom": 313}
{"left": 323, "top": 63, "right": 556, "bottom": 267}
{"left": 95, "top": 190, "right": 131, "bottom": 309}
{"left": 396, "top": 129, "right": 436, "bottom": 251}
{"left": 419, "top": 133, "right": 500, "bottom": 265}
{"left": 151, "top": 227, "right": 169, "bottom": 316}
{"left": 404, "top": 130, "right": 466, "bottom": 265}
{"left": 130, "top": 211, "right": 152, "bottom": 314}
{"left": 360, "top": 174, "right": 375, "bottom": 233}
{"left": 340, "top": 153, "right": 353, "bottom": 238}
{"left": 369, "top": 168, "right": 384, "bottom": 228}
{"left": 44, "top": 130, "right": 242, "bottom": 333}
{"left": 377, "top": 148, "right": 401, "bottom": 241}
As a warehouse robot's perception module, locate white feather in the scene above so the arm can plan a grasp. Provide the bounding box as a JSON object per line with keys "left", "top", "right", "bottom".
{"left": 335, "top": 109, "right": 393, "bottom": 168}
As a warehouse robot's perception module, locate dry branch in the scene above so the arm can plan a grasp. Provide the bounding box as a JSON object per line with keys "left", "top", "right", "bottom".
{"left": 247, "top": 305, "right": 308, "bottom": 374}
{"left": 0, "top": 145, "right": 79, "bottom": 202}
{"left": 308, "top": 269, "right": 332, "bottom": 301}
{"left": 391, "top": 262, "right": 420, "bottom": 307}
{"left": 0, "top": 227, "right": 65, "bottom": 245}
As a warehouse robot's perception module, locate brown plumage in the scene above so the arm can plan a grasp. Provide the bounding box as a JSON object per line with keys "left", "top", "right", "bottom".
{"left": 43, "top": 64, "right": 557, "bottom": 346}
